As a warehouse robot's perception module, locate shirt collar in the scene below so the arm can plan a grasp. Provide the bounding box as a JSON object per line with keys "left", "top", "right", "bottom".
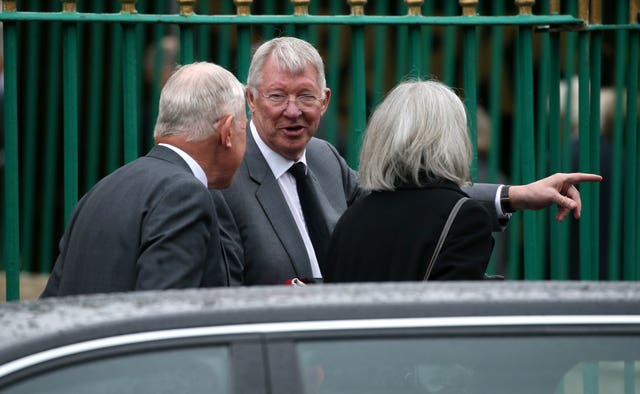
{"left": 250, "top": 120, "right": 307, "bottom": 179}
{"left": 158, "top": 143, "right": 208, "bottom": 188}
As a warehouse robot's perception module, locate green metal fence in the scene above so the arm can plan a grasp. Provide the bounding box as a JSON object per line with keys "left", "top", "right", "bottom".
{"left": 1, "top": 0, "right": 639, "bottom": 301}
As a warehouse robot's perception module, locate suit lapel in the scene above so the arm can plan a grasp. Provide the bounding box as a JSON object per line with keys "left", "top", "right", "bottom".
{"left": 245, "top": 132, "right": 314, "bottom": 280}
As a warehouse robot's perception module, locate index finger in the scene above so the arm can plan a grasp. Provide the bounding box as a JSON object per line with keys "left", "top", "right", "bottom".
{"left": 562, "top": 173, "right": 603, "bottom": 184}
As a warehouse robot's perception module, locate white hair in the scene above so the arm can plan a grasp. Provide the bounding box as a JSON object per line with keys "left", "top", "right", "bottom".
{"left": 359, "top": 80, "right": 472, "bottom": 191}
{"left": 246, "top": 37, "right": 326, "bottom": 98}
{"left": 154, "top": 62, "right": 245, "bottom": 142}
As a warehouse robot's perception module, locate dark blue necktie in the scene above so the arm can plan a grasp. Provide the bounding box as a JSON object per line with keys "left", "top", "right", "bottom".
{"left": 289, "top": 162, "right": 330, "bottom": 272}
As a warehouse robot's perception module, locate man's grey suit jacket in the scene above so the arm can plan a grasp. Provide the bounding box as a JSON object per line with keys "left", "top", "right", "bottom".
{"left": 41, "top": 145, "right": 229, "bottom": 297}
{"left": 217, "top": 131, "right": 506, "bottom": 285}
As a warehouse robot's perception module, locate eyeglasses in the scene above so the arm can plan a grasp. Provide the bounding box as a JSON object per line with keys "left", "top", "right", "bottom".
{"left": 258, "top": 91, "right": 323, "bottom": 109}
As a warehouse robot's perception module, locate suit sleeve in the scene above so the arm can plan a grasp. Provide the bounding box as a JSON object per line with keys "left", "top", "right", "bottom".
{"left": 135, "top": 179, "right": 220, "bottom": 290}
{"left": 429, "top": 201, "right": 495, "bottom": 280}
{"left": 461, "top": 183, "right": 509, "bottom": 232}
{"left": 39, "top": 252, "right": 64, "bottom": 298}
{"left": 211, "top": 189, "right": 244, "bottom": 286}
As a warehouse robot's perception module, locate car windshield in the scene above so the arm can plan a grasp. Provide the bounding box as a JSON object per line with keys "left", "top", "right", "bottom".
{"left": 296, "top": 335, "right": 640, "bottom": 394}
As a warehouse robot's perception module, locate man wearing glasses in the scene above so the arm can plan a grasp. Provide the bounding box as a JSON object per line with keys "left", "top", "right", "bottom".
{"left": 215, "top": 36, "right": 601, "bottom": 286}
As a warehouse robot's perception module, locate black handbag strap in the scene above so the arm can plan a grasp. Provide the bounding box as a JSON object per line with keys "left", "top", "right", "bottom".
{"left": 423, "top": 197, "right": 469, "bottom": 281}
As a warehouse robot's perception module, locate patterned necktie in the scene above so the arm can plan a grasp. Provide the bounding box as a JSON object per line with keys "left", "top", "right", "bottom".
{"left": 289, "top": 162, "right": 330, "bottom": 272}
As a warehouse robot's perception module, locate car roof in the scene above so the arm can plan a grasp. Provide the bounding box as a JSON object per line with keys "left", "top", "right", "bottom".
{"left": 1, "top": 281, "right": 639, "bottom": 363}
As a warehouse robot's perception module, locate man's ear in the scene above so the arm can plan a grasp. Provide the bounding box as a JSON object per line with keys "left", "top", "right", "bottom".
{"left": 245, "top": 87, "right": 257, "bottom": 113}
{"left": 218, "top": 115, "right": 233, "bottom": 147}
{"left": 320, "top": 88, "right": 332, "bottom": 115}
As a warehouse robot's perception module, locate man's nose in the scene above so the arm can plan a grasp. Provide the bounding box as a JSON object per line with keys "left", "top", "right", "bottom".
{"left": 282, "top": 99, "right": 303, "bottom": 117}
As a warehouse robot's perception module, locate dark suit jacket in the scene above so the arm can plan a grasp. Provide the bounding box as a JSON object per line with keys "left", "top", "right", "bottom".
{"left": 217, "top": 130, "right": 505, "bottom": 285}
{"left": 324, "top": 181, "right": 494, "bottom": 282}
{"left": 41, "top": 145, "right": 229, "bottom": 297}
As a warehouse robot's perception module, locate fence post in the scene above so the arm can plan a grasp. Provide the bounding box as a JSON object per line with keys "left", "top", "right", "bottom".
{"left": 3, "top": 0, "right": 20, "bottom": 301}
{"left": 61, "top": 0, "right": 79, "bottom": 226}
{"left": 346, "top": 0, "right": 367, "bottom": 169}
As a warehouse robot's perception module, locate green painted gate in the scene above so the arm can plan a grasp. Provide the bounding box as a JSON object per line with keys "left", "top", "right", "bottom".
{"left": 1, "top": 0, "right": 639, "bottom": 301}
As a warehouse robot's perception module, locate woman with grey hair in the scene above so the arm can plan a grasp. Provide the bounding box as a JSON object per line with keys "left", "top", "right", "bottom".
{"left": 324, "top": 80, "right": 494, "bottom": 282}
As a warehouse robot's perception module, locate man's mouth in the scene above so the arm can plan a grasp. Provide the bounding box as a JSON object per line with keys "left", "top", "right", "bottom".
{"left": 282, "top": 125, "right": 305, "bottom": 134}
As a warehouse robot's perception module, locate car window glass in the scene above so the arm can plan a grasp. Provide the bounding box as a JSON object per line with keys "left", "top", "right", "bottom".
{"left": 559, "top": 361, "right": 640, "bottom": 393}
{"left": 296, "top": 336, "right": 640, "bottom": 394}
{"left": 3, "top": 345, "right": 230, "bottom": 394}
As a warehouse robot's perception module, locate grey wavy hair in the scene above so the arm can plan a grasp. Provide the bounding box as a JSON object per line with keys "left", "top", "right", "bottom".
{"left": 154, "top": 62, "right": 245, "bottom": 142}
{"left": 246, "top": 37, "right": 327, "bottom": 99}
{"left": 359, "top": 80, "right": 472, "bottom": 191}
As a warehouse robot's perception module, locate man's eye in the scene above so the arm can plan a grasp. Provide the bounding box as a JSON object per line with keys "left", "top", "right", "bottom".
{"left": 268, "top": 94, "right": 286, "bottom": 101}
{"left": 299, "top": 95, "right": 316, "bottom": 102}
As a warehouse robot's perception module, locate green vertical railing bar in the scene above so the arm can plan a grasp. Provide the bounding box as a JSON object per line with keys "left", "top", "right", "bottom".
{"left": 394, "top": 2, "right": 407, "bottom": 83}
{"left": 307, "top": 1, "right": 320, "bottom": 47}
{"left": 147, "top": 0, "right": 168, "bottom": 150}
{"left": 488, "top": 0, "right": 505, "bottom": 185}
{"left": 623, "top": 30, "right": 639, "bottom": 280}
{"left": 3, "top": 15, "right": 20, "bottom": 301}
{"left": 21, "top": 0, "right": 40, "bottom": 273}
{"left": 236, "top": 25, "right": 251, "bottom": 92}
{"left": 40, "top": 21, "right": 62, "bottom": 274}
{"left": 608, "top": 23, "right": 627, "bottom": 280}
{"left": 284, "top": 2, "right": 295, "bottom": 37}
{"left": 123, "top": 23, "right": 140, "bottom": 163}
{"left": 408, "top": 24, "right": 422, "bottom": 79}
{"left": 293, "top": 16, "right": 309, "bottom": 41}
{"left": 518, "top": 26, "right": 540, "bottom": 279}
{"left": 261, "top": 0, "right": 275, "bottom": 40}
{"left": 463, "top": 25, "right": 478, "bottom": 180}
{"left": 62, "top": 17, "right": 79, "bottom": 223}
{"left": 85, "top": 3, "right": 106, "bottom": 191}
{"left": 536, "top": 2, "right": 550, "bottom": 180}
{"left": 371, "top": 1, "right": 387, "bottom": 108}
{"left": 442, "top": 0, "right": 457, "bottom": 87}
{"left": 534, "top": 2, "right": 551, "bottom": 277}
{"left": 485, "top": 0, "right": 505, "bottom": 275}
{"left": 561, "top": 0, "right": 578, "bottom": 277}
{"left": 347, "top": 24, "right": 366, "bottom": 169}
{"left": 549, "top": 30, "right": 567, "bottom": 279}
{"left": 509, "top": 35, "right": 523, "bottom": 280}
{"left": 577, "top": 31, "right": 593, "bottom": 279}
{"left": 588, "top": 29, "right": 602, "bottom": 280}
{"left": 323, "top": 0, "right": 342, "bottom": 147}
{"left": 216, "top": 1, "right": 232, "bottom": 70}
{"left": 106, "top": 23, "right": 123, "bottom": 173}
{"left": 179, "top": 25, "right": 195, "bottom": 64}
{"left": 421, "top": 1, "right": 433, "bottom": 77}
{"left": 197, "top": 0, "right": 211, "bottom": 61}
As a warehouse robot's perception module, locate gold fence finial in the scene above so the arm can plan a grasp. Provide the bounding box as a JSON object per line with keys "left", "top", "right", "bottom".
{"left": 347, "top": 0, "right": 367, "bottom": 16}
{"left": 405, "top": 0, "right": 424, "bottom": 16}
{"left": 459, "top": 0, "right": 478, "bottom": 16}
{"left": 120, "top": 0, "right": 136, "bottom": 13}
{"left": 3, "top": 1, "right": 17, "bottom": 12}
{"left": 234, "top": 0, "right": 253, "bottom": 16}
{"left": 515, "top": 0, "right": 535, "bottom": 15}
{"left": 577, "top": 0, "right": 589, "bottom": 21}
{"left": 590, "top": 0, "right": 601, "bottom": 24}
{"left": 61, "top": 0, "right": 77, "bottom": 13}
{"left": 177, "top": 0, "right": 196, "bottom": 15}
{"left": 292, "top": 0, "right": 311, "bottom": 16}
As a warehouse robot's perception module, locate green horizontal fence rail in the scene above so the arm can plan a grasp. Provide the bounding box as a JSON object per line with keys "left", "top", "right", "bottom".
{"left": 1, "top": 0, "right": 639, "bottom": 301}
